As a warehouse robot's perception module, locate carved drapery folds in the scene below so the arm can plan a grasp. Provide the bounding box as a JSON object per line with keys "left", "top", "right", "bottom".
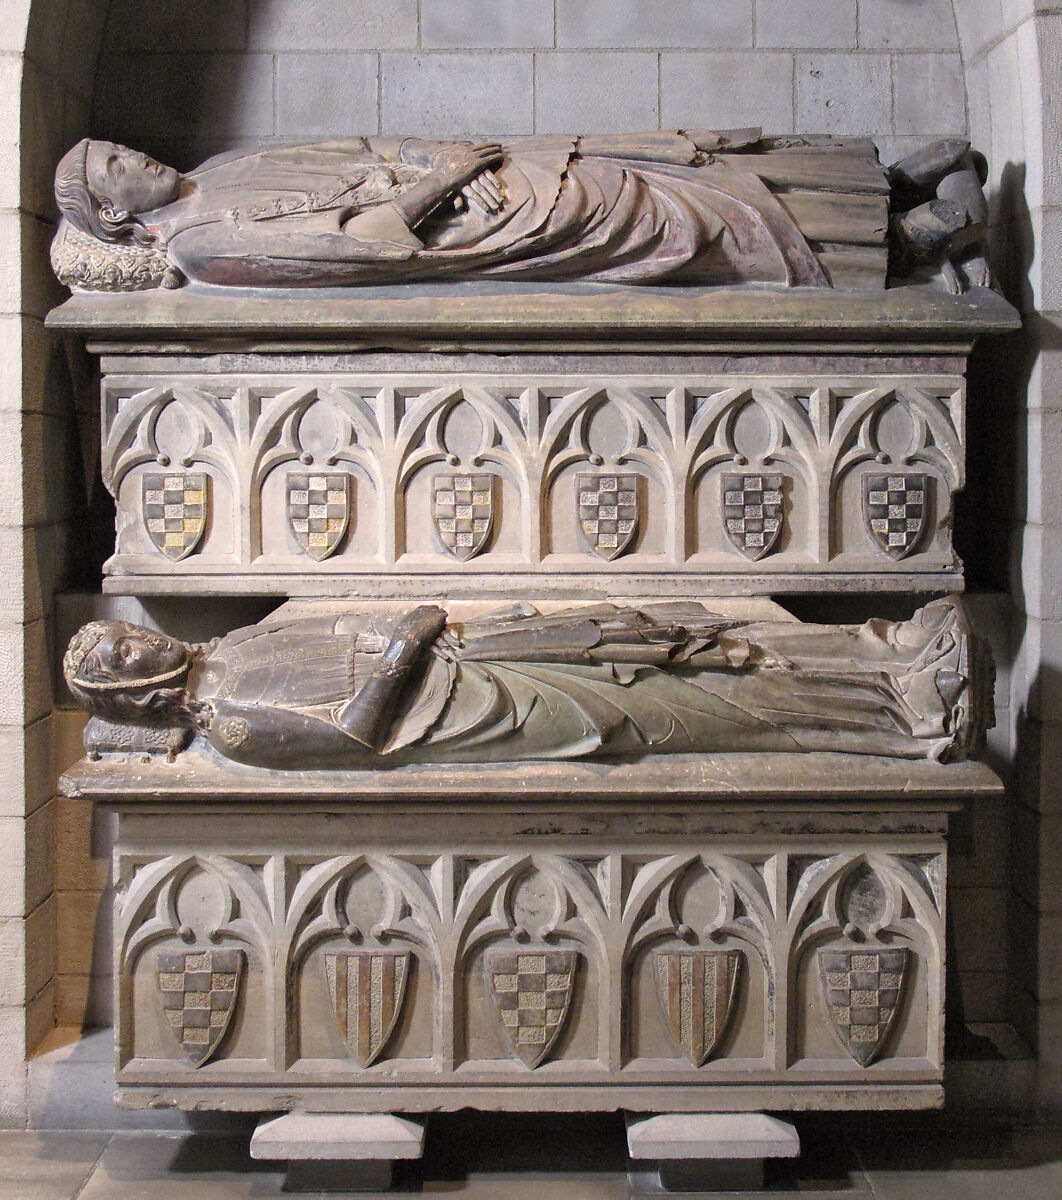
{"left": 114, "top": 848, "right": 942, "bottom": 1079}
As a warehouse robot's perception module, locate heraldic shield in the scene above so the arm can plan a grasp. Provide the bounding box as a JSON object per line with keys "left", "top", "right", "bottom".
{"left": 818, "top": 946, "right": 909, "bottom": 1066}
{"left": 324, "top": 950, "right": 411, "bottom": 1068}
{"left": 287, "top": 472, "right": 350, "bottom": 561}
{"left": 862, "top": 473, "right": 927, "bottom": 560}
{"left": 576, "top": 472, "right": 639, "bottom": 560}
{"left": 722, "top": 473, "right": 784, "bottom": 561}
{"left": 653, "top": 949, "right": 742, "bottom": 1066}
{"left": 143, "top": 472, "right": 208, "bottom": 561}
{"left": 156, "top": 948, "right": 244, "bottom": 1067}
{"left": 485, "top": 948, "right": 578, "bottom": 1068}
{"left": 432, "top": 472, "right": 495, "bottom": 561}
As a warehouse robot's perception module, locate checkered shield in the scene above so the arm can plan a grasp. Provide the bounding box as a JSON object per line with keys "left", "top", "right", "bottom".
{"left": 432, "top": 472, "right": 495, "bottom": 561}
{"left": 818, "top": 947, "right": 909, "bottom": 1066}
{"left": 143, "top": 472, "right": 208, "bottom": 561}
{"left": 862, "top": 473, "right": 927, "bottom": 560}
{"left": 287, "top": 472, "right": 350, "bottom": 561}
{"left": 323, "top": 950, "right": 411, "bottom": 1068}
{"left": 576, "top": 472, "right": 639, "bottom": 561}
{"left": 156, "top": 948, "right": 244, "bottom": 1067}
{"left": 722, "top": 473, "right": 784, "bottom": 560}
{"left": 653, "top": 949, "right": 742, "bottom": 1066}
{"left": 485, "top": 948, "right": 578, "bottom": 1068}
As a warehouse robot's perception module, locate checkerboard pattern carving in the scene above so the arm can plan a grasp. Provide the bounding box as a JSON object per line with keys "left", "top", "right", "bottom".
{"left": 576, "top": 473, "right": 639, "bottom": 560}
{"left": 156, "top": 948, "right": 244, "bottom": 1067}
{"left": 432, "top": 472, "right": 495, "bottom": 560}
{"left": 287, "top": 472, "right": 350, "bottom": 561}
{"left": 143, "top": 473, "right": 208, "bottom": 561}
{"left": 863, "top": 473, "right": 927, "bottom": 560}
{"left": 722, "top": 473, "right": 784, "bottom": 560}
{"left": 818, "top": 947, "right": 909, "bottom": 1066}
{"left": 485, "top": 949, "right": 578, "bottom": 1068}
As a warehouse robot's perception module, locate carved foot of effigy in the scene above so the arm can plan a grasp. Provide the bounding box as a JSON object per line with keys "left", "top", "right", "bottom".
{"left": 898, "top": 597, "right": 994, "bottom": 762}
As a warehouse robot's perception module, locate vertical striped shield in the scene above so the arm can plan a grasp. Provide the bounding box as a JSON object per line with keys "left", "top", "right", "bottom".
{"left": 323, "top": 950, "right": 410, "bottom": 1067}
{"left": 652, "top": 949, "right": 742, "bottom": 1066}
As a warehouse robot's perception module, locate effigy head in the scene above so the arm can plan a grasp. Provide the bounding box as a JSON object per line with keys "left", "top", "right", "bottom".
{"left": 52, "top": 139, "right": 183, "bottom": 291}
{"left": 55, "top": 139, "right": 179, "bottom": 242}
{"left": 64, "top": 620, "right": 193, "bottom": 723}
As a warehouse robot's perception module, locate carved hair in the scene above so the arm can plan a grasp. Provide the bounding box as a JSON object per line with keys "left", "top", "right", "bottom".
{"left": 63, "top": 621, "right": 192, "bottom": 724}
{"left": 50, "top": 219, "right": 182, "bottom": 292}
{"left": 55, "top": 138, "right": 160, "bottom": 247}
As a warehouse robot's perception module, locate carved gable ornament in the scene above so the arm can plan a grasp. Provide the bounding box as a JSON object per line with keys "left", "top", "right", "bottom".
{"left": 432, "top": 472, "right": 495, "bottom": 560}
{"left": 143, "top": 472, "right": 208, "bottom": 561}
{"left": 818, "top": 946, "right": 909, "bottom": 1066}
{"left": 324, "top": 950, "right": 411, "bottom": 1067}
{"left": 576, "top": 472, "right": 639, "bottom": 560}
{"left": 485, "top": 948, "right": 578, "bottom": 1068}
{"left": 653, "top": 949, "right": 742, "bottom": 1066}
{"left": 287, "top": 472, "right": 350, "bottom": 561}
{"left": 722, "top": 473, "right": 784, "bottom": 560}
{"left": 156, "top": 948, "right": 244, "bottom": 1067}
{"left": 863, "top": 473, "right": 927, "bottom": 559}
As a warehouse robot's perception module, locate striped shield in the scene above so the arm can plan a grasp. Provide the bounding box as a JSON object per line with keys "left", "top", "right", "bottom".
{"left": 653, "top": 949, "right": 742, "bottom": 1066}
{"left": 323, "top": 950, "right": 411, "bottom": 1067}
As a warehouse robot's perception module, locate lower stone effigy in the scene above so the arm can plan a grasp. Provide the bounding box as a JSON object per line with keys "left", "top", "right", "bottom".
{"left": 62, "top": 596, "right": 992, "bottom": 767}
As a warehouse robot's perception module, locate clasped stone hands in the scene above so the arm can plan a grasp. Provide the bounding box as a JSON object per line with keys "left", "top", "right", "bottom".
{"left": 432, "top": 142, "right": 505, "bottom": 216}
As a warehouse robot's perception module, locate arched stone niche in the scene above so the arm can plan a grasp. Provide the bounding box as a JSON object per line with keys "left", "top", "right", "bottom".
{"left": 5, "top": 0, "right": 1060, "bottom": 1125}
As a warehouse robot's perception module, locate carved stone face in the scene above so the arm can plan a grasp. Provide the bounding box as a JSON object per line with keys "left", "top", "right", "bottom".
{"left": 85, "top": 140, "right": 181, "bottom": 215}
{"left": 81, "top": 622, "right": 191, "bottom": 688}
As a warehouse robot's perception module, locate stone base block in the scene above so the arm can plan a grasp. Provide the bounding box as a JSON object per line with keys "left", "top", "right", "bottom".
{"left": 250, "top": 1112, "right": 425, "bottom": 1161}
{"left": 627, "top": 1113, "right": 799, "bottom": 1193}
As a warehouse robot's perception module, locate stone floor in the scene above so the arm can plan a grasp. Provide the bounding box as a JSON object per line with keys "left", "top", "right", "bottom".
{"left": 2, "top": 1111, "right": 1062, "bottom": 1200}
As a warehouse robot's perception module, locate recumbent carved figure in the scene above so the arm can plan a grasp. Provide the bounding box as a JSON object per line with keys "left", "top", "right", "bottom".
{"left": 50, "top": 130, "right": 989, "bottom": 293}
{"left": 63, "top": 598, "right": 991, "bottom": 768}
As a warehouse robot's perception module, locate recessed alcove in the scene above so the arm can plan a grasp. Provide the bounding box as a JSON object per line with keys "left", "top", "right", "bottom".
{"left": 2, "top": 0, "right": 1058, "bottom": 1132}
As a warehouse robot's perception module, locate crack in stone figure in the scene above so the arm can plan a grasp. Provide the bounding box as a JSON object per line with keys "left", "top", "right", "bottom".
{"left": 63, "top": 598, "right": 991, "bottom": 768}
{"left": 50, "top": 130, "right": 988, "bottom": 293}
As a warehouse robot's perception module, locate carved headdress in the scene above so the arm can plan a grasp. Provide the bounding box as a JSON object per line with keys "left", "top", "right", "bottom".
{"left": 63, "top": 620, "right": 192, "bottom": 722}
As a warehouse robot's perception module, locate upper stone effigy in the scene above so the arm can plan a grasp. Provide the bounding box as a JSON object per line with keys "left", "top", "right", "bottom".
{"left": 49, "top": 130, "right": 990, "bottom": 295}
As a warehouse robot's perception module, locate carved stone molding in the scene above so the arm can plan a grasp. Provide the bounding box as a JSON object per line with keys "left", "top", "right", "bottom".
{"left": 111, "top": 843, "right": 944, "bottom": 1090}
{"left": 97, "top": 369, "right": 966, "bottom": 593}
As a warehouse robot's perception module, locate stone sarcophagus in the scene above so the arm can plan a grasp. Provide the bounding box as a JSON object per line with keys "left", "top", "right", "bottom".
{"left": 60, "top": 751, "right": 999, "bottom": 1114}
{"left": 59, "top": 286, "right": 1011, "bottom": 597}
{"left": 50, "top": 129, "right": 1015, "bottom": 1160}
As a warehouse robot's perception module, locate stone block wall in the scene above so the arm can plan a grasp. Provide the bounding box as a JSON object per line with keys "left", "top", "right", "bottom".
{"left": 91, "top": 0, "right": 967, "bottom": 170}
{"left": 0, "top": 0, "right": 107, "bottom": 1126}
{"left": 3, "top": 0, "right": 1061, "bottom": 1125}
{"left": 954, "top": 0, "right": 1062, "bottom": 1110}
